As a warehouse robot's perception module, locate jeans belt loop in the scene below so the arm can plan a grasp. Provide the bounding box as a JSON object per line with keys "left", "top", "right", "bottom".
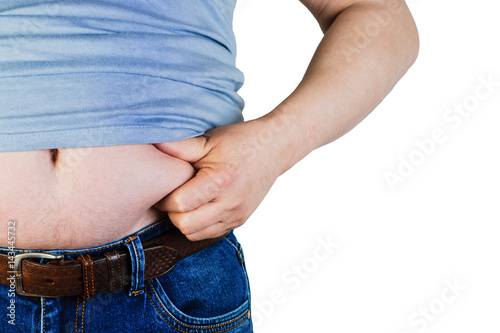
{"left": 124, "top": 235, "right": 145, "bottom": 297}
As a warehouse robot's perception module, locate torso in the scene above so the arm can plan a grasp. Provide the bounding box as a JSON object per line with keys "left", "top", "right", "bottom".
{"left": 0, "top": 144, "right": 195, "bottom": 249}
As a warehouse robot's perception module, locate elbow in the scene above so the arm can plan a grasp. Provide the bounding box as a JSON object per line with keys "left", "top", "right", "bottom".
{"left": 373, "top": 1, "right": 421, "bottom": 70}
{"left": 399, "top": 4, "right": 420, "bottom": 70}
{"left": 406, "top": 14, "right": 420, "bottom": 69}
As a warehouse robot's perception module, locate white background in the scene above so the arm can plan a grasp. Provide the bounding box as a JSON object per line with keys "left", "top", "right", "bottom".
{"left": 233, "top": 0, "right": 500, "bottom": 332}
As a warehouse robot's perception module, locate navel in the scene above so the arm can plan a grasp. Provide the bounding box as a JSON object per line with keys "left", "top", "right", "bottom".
{"left": 50, "top": 149, "right": 59, "bottom": 166}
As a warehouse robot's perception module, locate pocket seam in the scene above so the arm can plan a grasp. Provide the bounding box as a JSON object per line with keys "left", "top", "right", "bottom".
{"left": 223, "top": 235, "right": 240, "bottom": 255}
{"left": 145, "top": 280, "right": 250, "bottom": 332}
{"left": 223, "top": 236, "right": 245, "bottom": 265}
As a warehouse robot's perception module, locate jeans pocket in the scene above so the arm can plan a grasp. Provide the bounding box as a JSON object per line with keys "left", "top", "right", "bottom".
{"left": 145, "top": 231, "right": 251, "bottom": 332}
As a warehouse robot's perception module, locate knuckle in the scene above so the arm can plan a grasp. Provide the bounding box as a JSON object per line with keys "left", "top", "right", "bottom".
{"left": 214, "top": 171, "right": 236, "bottom": 189}
{"left": 176, "top": 219, "right": 192, "bottom": 236}
{"left": 186, "top": 233, "right": 201, "bottom": 242}
{"left": 225, "top": 196, "right": 244, "bottom": 212}
{"left": 171, "top": 194, "right": 187, "bottom": 212}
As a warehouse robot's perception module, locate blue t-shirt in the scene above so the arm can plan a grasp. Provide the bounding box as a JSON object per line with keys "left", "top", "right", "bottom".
{"left": 0, "top": 0, "right": 244, "bottom": 152}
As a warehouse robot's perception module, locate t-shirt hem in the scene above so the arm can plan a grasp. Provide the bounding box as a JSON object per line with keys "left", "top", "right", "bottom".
{"left": 0, "top": 127, "right": 206, "bottom": 152}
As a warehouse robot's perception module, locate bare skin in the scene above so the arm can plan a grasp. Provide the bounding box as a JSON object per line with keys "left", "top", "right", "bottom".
{"left": 0, "top": 0, "right": 418, "bottom": 248}
{"left": 0, "top": 145, "right": 195, "bottom": 249}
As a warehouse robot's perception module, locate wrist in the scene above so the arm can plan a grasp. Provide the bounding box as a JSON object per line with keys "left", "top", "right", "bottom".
{"left": 254, "top": 106, "right": 315, "bottom": 176}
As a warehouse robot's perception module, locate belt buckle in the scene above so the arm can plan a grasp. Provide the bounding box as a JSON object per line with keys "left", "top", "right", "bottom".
{"left": 14, "top": 253, "right": 64, "bottom": 297}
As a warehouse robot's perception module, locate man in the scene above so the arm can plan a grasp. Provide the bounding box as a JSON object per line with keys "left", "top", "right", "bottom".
{"left": 0, "top": 0, "right": 418, "bottom": 331}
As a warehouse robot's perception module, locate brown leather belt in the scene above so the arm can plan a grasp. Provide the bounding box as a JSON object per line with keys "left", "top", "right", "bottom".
{"left": 0, "top": 227, "right": 226, "bottom": 298}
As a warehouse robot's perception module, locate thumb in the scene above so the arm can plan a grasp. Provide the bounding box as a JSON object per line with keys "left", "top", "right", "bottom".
{"left": 154, "top": 136, "right": 210, "bottom": 163}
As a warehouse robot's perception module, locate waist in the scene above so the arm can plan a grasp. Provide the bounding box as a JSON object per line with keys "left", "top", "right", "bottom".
{"left": 0, "top": 144, "right": 195, "bottom": 249}
{"left": 0, "top": 217, "right": 228, "bottom": 298}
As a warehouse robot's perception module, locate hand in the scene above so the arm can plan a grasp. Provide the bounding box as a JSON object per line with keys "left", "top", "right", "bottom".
{"left": 154, "top": 120, "right": 285, "bottom": 241}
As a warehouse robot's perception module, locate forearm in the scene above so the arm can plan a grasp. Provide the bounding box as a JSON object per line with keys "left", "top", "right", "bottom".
{"left": 257, "top": 0, "right": 419, "bottom": 175}
{"left": 152, "top": 1, "right": 419, "bottom": 239}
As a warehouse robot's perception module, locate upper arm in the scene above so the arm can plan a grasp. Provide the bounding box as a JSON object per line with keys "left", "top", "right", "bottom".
{"left": 299, "top": 0, "right": 386, "bottom": 32}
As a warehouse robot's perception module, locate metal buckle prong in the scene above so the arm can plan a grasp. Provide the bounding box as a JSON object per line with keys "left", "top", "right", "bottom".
{"left": 14, "top": 253, "right": 64, "bottom": 297}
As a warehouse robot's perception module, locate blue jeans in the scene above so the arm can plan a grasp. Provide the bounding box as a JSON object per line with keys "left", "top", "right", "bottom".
{"left": 0, "top": 218, "right": 253, "bottom": 332}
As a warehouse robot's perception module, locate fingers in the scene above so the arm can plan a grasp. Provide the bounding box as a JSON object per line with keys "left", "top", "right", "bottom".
{"left": 154, "top": 171, "right": 216, "bottom": 212}
{"left": 154, "top": 136, "right": 210, "bottom": 163}
{"left": 181, "top": 222, "right": 232, "bottom": 242}
{"left": 168, "top": 201, "right": 239, "bottom": 241}
{"left": 155, "top": 166, "right": 236, "bottom": 212}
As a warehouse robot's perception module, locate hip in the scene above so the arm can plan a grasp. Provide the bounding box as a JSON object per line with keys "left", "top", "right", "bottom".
{"left": 0, "top": 218, "right": 252, "bottom": 332}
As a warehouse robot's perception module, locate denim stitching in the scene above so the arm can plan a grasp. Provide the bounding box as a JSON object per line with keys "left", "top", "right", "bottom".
{"left": 223, "top": 237, "right": 239, "bottom": 254}
{"left": 85, "top": 256, "right": 90, "bottom": 299}
{"left": 86, "top": 254, "right": 96, "bottom": 297}
{"left": 145, "top": 287, "right": 184, "bottom": 332}
{"left": 74, "top": 297, "right": 79, "bottom": 333}
{"left": 81, "top": 298, "right": 86, "bottom": 333}
{"left": 42, "top": 297, "right": 45, "bottom": 333}
{"left": 124, "top": 236, "right": 138, "bottom": 244}
{"left": 146, "top": 280, "right": 248, "bottom": 331}
{"left": 66, "top": 243, "right": 124, "bottom": 256}
{"left": 103, "top": 252, "right": 116, "bottom": 291}
{"left": 129, "top": 238, "right": 141, "bottom": 292}
{"left": 79, "top": 256, "right": 90, "bottom": 299}
{"left": 134, "top": 241, "right": 140, "bottom": 289}
{"left": 145, "top": 284, "right": 249, "bottom": 333}
{"left": 223, "top": 237, "right": 244, "bottom": 262}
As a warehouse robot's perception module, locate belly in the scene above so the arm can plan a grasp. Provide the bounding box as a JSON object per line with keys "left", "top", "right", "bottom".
{"left": 0, "top": 144, "right": 195, "bottom": 249}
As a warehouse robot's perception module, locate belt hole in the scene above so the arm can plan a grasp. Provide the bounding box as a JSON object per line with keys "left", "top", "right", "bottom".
{"left": 46, "top": 279, "right": 54, "bottom": 285}
{"left": 78, "top": 277, "right": 83, "bottom": 282}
